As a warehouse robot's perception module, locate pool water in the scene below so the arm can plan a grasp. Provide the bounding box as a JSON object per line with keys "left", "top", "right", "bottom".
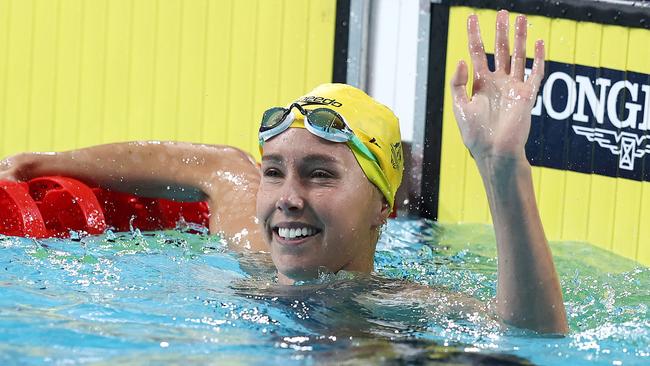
{"left": 0, "top": 219, "right": 647, "bottom": 365}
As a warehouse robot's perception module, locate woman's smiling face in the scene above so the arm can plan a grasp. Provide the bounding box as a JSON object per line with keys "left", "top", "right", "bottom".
{"left": 256, "top": 128, "right": 387, "bottom": 284}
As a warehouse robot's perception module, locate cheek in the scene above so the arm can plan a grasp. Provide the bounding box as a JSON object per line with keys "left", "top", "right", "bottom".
{"left": 320, "top": 189, "right": 374, "bottom": 230}
{"left": 255, "top": 188, "right": 273, "bottom": 220}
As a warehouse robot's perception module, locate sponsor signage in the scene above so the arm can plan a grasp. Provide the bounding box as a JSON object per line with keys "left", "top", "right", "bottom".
{"left": 487, "top": 55, "right": 650, "bottom": 181}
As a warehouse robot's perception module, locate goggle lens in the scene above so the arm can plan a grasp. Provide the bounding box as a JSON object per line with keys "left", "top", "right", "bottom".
{"left": 307, "top": 109, "right": 347, "bottom": 133}
{"left": 260, "top": 107, "right": 288, "bottom": 131}
{"left": 258, "top": 103, "right": 379, "bottom": 165}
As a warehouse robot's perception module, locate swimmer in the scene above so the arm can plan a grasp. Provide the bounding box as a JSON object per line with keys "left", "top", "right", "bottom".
{"left": 0, "top": 11, "right": 568, "bottom": 334}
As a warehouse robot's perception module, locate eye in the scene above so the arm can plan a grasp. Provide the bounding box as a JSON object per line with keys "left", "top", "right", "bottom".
{"left": 310, "top": 169, "right": 334, "bottom": 179}
{"left": 263, "top": 167, "right": 283, "bottom": 178}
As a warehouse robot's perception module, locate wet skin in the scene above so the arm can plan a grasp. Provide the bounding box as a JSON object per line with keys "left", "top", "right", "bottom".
{"left": 0, "top": 10, "right": 568, "bottom": 334}
{"left": 256, "top": 128, "right": 388, "bottom": 285}
{"left": 449, "top": 11, "right": 567, "bottom": 333}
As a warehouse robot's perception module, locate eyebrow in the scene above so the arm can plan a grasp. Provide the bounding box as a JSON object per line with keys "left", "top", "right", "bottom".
{"left": 302, "top": 154, "right": 340, "bottom": 165}
{"left": 261, "top": 153, "right": 341, "bottom": 165}
{"left": 261, "top": 154, "right": 283, "bottom": 164}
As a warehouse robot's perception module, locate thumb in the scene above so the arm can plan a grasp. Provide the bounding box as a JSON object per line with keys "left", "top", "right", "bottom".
{"left": 450, "top": 60, "right": 470, "bottom": 106}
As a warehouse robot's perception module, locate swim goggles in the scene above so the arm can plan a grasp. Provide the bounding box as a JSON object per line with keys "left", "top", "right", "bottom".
{"left": 258, "top": 103, "right": 379, "bottom": 164}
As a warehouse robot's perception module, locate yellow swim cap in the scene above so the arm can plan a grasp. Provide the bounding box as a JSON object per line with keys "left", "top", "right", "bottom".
{"left": 261, "top": 83, "right": 404, "bottom": 209}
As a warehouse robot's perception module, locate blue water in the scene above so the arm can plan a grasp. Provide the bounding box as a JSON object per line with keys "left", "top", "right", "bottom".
{"left": 0, "top": 219, "right": 647, "bottom": 365}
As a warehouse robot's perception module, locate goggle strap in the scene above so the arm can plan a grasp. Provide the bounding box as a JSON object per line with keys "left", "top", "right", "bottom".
{"left": 349, "top": 135, "right": 379, "bottom": 165}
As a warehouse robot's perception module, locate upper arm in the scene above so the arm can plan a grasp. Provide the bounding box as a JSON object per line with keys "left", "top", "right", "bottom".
{"left": 135, "top": 142, "right": 260, "bottom": 202}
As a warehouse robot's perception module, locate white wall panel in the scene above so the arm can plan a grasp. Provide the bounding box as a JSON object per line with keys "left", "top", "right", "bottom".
{"left": 367, "top": 0, "right": 420, "bottom": 142}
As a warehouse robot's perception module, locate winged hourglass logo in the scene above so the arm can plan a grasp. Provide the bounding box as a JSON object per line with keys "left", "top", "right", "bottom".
{"left": 573, "top": 126, "right": 650, "bottom": 171}
{"left": 517, "top": 57, "right": 650, "bottom": 178}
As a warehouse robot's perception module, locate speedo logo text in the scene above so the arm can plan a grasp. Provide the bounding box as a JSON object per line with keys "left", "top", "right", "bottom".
{"left": 297, "top": 96, "right": 343, "bottom": 108}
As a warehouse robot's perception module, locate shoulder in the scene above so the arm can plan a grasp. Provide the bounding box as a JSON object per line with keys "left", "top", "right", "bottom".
{"left": 201, "top": 146, "right": 263, "bottom": 250}
{"left": 220, "top": 145, "right": 259, "bottom": 168}
{"left": 200, "top": 145, "right": 260, "bottom": 197}
{"left": 211, "top": 145, "right": 260, "bottom": 182}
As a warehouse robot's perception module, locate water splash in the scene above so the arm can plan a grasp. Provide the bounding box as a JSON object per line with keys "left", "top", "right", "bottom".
{"left": 0, "top": 220, "right": 647, "bottom": 365}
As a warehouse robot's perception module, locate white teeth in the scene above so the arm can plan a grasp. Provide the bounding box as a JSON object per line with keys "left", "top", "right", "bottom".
{"left": 277, "top": 226, "right": 315, "bottom": 239}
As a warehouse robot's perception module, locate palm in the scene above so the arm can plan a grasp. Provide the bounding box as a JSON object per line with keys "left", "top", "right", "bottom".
{"left": 451, "top": 13, "right": 544, "bottom": 160}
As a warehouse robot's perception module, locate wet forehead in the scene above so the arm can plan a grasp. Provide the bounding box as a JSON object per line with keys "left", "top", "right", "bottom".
{"left": 261, "top": 128, "right": 356, "bottom": 165}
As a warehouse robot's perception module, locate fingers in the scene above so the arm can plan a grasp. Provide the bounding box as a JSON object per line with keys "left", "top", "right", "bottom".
{"left": 467, "top": 15, "right": 489, "bottom": 76}
{"left": 527, "top": 40, "right": 545, "bottom": 95}
{"left": 450, "top": 60, "right": 470, "bottom": 106}
{"left": 0, "top": 158, "right": 13, "bottom": 172}
{"left": 494, "top": 10, "right": 511, "bottom": 73}
{"left": 0, "top": 157, "right": 22, "bottom": 182}
{"left": 511, "top": 15, "right": 527, "bottom": 81}
{"left": 0, "top": 173, "right": 18, "bottom": 182}
{"left": 0, "top": 164, "right": 18, "bottom": 182}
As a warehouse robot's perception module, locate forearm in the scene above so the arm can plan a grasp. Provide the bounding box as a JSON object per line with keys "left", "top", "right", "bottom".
{"left": 6, "top": 141, "right": 249, "bottom": 201}
{"left": 476, "top": 155, "right": 568, "bottom": 334}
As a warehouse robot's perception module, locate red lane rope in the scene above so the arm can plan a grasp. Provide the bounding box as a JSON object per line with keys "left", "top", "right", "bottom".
{"left": 0, "top": 177, "right": 210, "bottom": 238}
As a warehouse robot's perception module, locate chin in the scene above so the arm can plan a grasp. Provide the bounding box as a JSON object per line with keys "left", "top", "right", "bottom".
{"left": 277, "top": 266, "right": 320, "bottom": 283}
{"left": 273, "top": 256, "right": 324, "bottom": 281}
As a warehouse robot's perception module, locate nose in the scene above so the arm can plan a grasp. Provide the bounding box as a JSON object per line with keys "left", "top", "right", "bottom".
{"left": 275, "top": 182, "right": 305, "bottom": 214}
{"left": 276, "top": 193, "right": 304, "bottom": 213}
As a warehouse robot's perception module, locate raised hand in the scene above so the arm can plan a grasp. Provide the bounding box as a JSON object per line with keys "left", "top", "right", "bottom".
{"left": 451, "top": 10, "right": 544, "bottom": 161}
{"left": 448, "top": 11, "right": 568, "bottom": 334}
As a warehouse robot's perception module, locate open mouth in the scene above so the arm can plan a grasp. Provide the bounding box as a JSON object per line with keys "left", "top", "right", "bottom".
{"left": 272, "top": 225, "right": 321, "bottom": 242}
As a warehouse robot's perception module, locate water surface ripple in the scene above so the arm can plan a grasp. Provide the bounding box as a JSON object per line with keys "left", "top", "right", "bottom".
{"left": 0, "top": 219, "right": 647, "bottom": 365}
